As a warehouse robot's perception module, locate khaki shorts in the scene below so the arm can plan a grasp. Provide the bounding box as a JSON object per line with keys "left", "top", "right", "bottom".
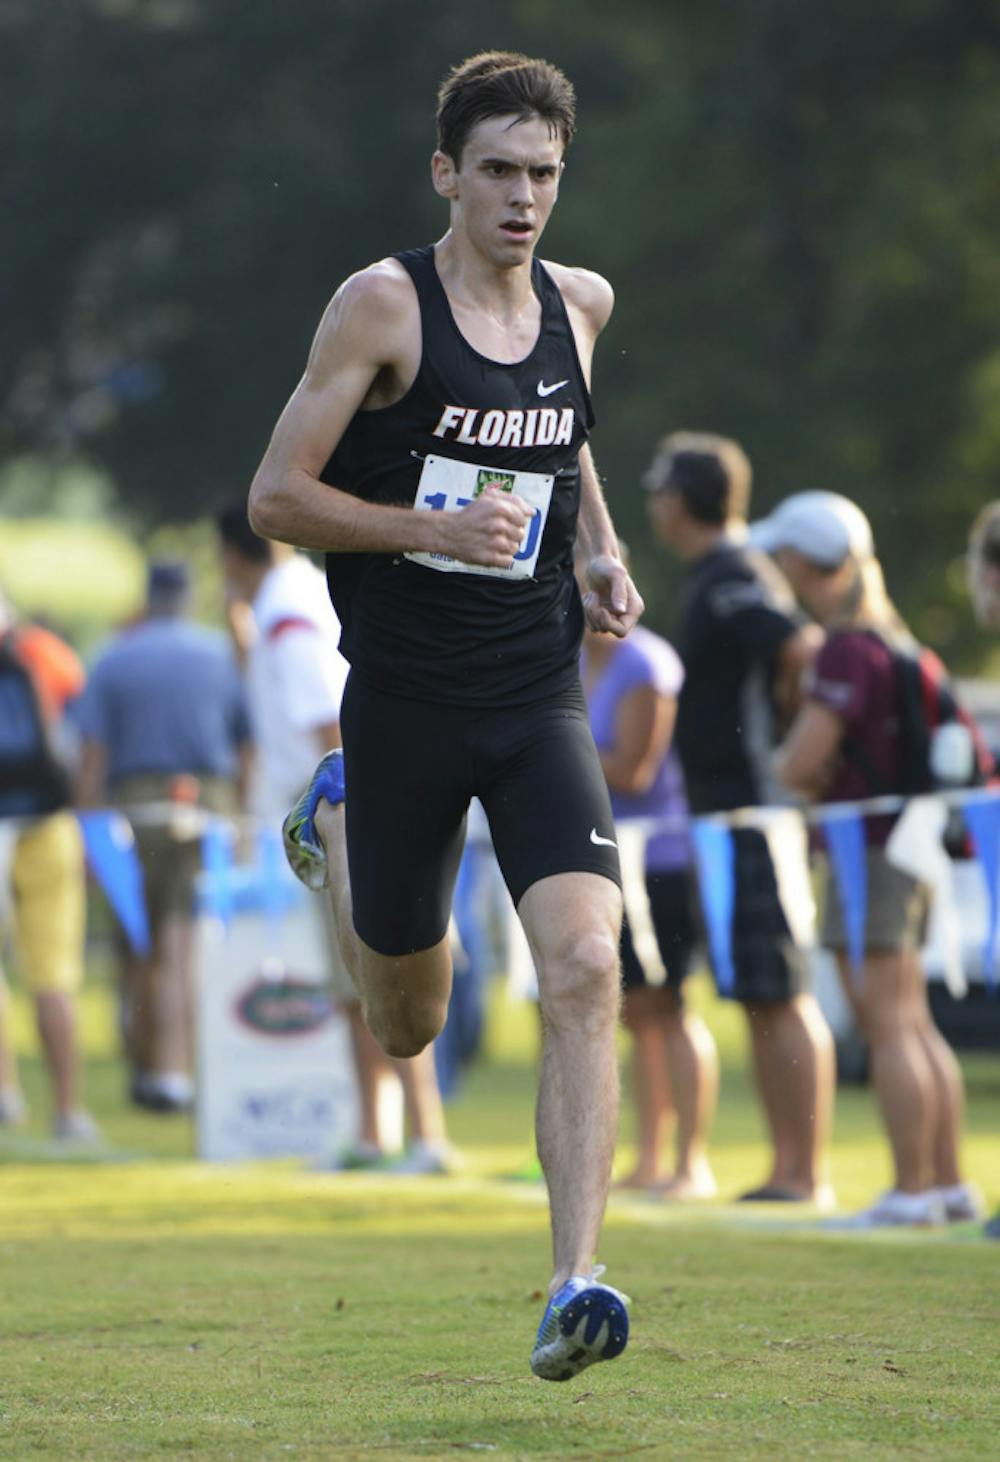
{"left": 821, "top": 847, "right": 931, "bottom": 953}
{"left": 9, "top": 812, "right": 86, "bottom": 994}
{"left": 113, "top": 774, "right": 239, "bottom": 932}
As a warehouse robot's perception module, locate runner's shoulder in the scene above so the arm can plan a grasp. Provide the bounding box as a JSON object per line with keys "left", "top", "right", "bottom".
{"left": 540, "top": 261, "right": 614, "bottom": 332}
{"left": 313, "top": 258, "right": 418, "bottom": 362}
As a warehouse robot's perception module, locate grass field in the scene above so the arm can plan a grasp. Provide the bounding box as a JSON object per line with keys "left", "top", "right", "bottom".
{"left": 1, "top": 970, "right": 998, "bottom": 1460}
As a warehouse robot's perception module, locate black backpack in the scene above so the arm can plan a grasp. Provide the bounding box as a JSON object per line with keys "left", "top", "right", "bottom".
{"left": 891, "top": 641, "right": 993, "bottom": 795}
{"left": 0, "top": 631, "right": 71, "bottom": 818}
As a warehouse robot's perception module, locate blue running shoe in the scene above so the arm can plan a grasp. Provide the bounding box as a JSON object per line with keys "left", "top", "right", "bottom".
{"left": 281, "top": 748, "right": 345, "bottom": 891}
{"left": 530, "top": 1266, "right": 630, "bottom": 1382}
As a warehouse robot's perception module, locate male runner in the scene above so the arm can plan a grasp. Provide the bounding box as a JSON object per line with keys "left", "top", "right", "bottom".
{"left": 248, "top": 52, "right": 642, "bottom": 1380}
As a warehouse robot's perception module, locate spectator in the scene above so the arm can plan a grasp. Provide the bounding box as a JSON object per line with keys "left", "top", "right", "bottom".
{"left": 0, "top": 591, "right": 100, "bottom": 1142}
{"left": 967, "top": 500, "right": 1000, "bottom": 631}
{"left": 966, "top": 499, "right": 1000, "bottom": 1239}
{"left": 216, "top": 505, "right": 455, "bottom": 1174}
{"left": 581, "top": 559, "right": 717, "bottom": 1199}
{"left": 767, "top": 490, "right": 980, "bottom": 1227}
{"left": 644, "top": 431, "right": 835, "bottom": 1204}
{"left": 76, "top": 561, "right": 252, "bottom": 1112}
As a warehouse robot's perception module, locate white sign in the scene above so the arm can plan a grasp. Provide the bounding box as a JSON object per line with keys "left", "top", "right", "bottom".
{"left": 195, "top": 892, "right": 358, "bottom": 1162}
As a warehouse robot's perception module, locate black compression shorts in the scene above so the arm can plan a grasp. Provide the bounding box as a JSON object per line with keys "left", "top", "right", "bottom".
{"left": 339, "top": 674, "right": 621, "bottom": 956}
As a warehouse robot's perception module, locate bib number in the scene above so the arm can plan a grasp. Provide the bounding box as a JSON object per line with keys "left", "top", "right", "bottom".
{"left": 405, "top": 454, "right": 554, "bottom": 579}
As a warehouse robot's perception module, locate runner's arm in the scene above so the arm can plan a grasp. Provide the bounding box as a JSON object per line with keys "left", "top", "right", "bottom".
{"left": 576, "top": 447, "right": 644, "bottom": 638}
{"left": 249, "top": 267, "right": 530, "bottom": 567}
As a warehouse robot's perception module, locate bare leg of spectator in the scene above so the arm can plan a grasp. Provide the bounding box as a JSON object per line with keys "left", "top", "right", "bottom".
{"left": 912, "top": 969, "right": 965, "bottom": 1189}
{"left": 0, "top": 971, "right": 26, "bottom": 1122}
{"left": 841, "top": 952, "right": 935, "bottom": 1192}
{"left": 618, "top": 987, "right": 673, "bottom": 1187}
{"left": 158, "top": 913, "right": 194, "bottom": 1076}
{"left": 745, "top": 994, "right": 833, "bottom": 1197}
{"left": 394, "top": 1046, "right": 448, "bottom": 1146}
{"left": 659, "top": 1002, "right": 718, "bottom": 1198}
{"left": 34, "top": 991, "right": 80, "bottom": 1118}
{"left": 344, "top": 1001, "right": 387, "bottom": 1150}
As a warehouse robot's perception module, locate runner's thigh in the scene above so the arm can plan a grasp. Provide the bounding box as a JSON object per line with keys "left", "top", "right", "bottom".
{"left": 478, "top": 688, "right": 621, "bottom": 911}
{"left": 340, "top": 676, "right": 471, "bottom": 956}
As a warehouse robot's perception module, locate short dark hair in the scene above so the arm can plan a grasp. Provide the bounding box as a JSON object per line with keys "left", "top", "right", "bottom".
{"left": 216, "top": 499, "right": 271, "bottom": 564}
{"left": 147, "top": 559, "right": 191, "bottom": 615}
{"left": 436, "top": 51, "right": 576, "bottom": 166}
{"left": 643, "top": 431, "right": 753, "bottom": 525}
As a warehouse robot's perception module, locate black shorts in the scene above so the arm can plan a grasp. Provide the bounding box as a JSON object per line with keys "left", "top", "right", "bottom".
{"left": 339, "top": 674, "right": 621, "bottom": 956}
{"left": 706, "top": 827, "right": 809, "bottom": 1005}
{"left": 620, "top": 869, "right": 698, "bottom": 994}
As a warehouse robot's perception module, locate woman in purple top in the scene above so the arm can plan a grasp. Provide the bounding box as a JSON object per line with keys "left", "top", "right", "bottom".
{"left": 583, "top": 614, "right": 718, "bottom": 1199}
{"left": 761, "top": 491, "right": 978, "bottom": 1229}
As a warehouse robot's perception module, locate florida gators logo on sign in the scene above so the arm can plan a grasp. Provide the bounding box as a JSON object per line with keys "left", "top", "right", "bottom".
{"left": 234, "top": 976, "right": 334, "bottom": 1037}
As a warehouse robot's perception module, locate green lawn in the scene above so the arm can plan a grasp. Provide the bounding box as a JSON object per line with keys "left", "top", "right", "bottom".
{"left": 0, "top": 969, "right": 998, "bottom": 1460}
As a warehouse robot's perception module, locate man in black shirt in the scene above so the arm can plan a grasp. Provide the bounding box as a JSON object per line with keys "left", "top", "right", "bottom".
{"left": 646, "top": 431, "right": 835, "bottom": 1204}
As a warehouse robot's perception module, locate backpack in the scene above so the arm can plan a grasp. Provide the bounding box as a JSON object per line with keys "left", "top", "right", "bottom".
{"left": 891, "top": 642, "right": 994, "bottom": 795}
{"left": 0, "top": 631, "right": 71, "bottom": 818}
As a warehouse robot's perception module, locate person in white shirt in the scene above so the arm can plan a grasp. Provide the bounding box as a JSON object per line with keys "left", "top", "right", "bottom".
{"left": 217, "top": 503, "right": 453, "bottom": 1172}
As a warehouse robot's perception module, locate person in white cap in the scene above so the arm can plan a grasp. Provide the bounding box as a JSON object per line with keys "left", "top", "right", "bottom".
{"left": 766, "top": 490, "right": 980, "bottom": 1228}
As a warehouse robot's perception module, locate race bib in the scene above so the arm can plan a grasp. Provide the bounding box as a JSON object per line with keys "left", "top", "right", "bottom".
{"left": 405, "top": 454, "right": 554, "bottom": 579}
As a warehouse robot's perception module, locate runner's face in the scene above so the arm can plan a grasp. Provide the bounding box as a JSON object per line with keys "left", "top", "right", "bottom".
{"left": 438, "top": 114, "right": 564, "bottom": 265}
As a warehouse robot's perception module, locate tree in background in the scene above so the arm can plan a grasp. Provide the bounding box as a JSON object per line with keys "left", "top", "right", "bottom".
{"left": 4, "top": 0, "right": 1000, "bottom": 666}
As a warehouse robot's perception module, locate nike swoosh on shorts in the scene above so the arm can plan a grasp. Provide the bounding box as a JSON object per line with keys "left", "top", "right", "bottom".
{"left": 590, "top": 828, "right": 617, "bottom": 848}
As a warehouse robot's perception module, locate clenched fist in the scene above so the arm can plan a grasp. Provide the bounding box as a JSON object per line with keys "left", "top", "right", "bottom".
{"left": 440, "top": 484, "right": 536, "bottom": 569}
{"left": 582, "top": 554, "right": 644, "bottom": 638}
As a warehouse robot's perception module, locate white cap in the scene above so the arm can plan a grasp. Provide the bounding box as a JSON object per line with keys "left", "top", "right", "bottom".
{"left": 750, "top": 491, "right": 874, "bottom": 569}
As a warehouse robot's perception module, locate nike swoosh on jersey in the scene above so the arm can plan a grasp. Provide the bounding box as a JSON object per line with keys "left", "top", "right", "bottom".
{"left": 590, "top": 828, "right": 618, "bottom": 848}
{"left": 537, "top": 379, "right": 569, "bottom": 397}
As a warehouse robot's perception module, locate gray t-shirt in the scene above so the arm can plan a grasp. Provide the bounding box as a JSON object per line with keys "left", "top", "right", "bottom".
{"left": 76, "top": 617, "right": 251, "bottom": 785}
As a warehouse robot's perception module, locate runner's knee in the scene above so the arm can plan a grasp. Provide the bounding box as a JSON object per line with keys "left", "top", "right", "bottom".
{"left": 539, "top": 928, "right": 620, "bottom": 1028}
{"left": 364, "top": 995, "right": 447, "bottom": 1059}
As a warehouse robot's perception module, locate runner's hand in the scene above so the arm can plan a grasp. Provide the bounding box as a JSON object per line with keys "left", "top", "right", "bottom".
{"left": 443, "top": 486, "right": 535, "bottom": 568}
{"left": 582, "top": 554, "right": 644, "bottom": 637}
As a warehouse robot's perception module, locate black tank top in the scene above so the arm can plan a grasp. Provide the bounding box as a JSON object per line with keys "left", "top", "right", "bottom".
{"left": 323, "top": 244, "right": 595, "bottom": 707}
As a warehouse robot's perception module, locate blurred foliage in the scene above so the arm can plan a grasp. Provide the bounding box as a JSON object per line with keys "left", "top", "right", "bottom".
{"left": 0, "top": 516, "right": 145, "bottom": 650}
{"left": 4, "top": 0, "right": 1000, "bottom": 665}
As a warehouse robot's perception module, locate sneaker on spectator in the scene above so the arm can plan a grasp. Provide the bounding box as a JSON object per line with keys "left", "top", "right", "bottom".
{"left": 131, "top": 1071, "right": 194, "bottom": 1113}
{"left": 832, "top": 1188, "right": 947, "bottom": 1230}
{"left": 0, "top": 1088, "right": 28, "bottom": 1127}
{"left": 383, "top": 1140, "right": 457, "bottom": 1176}
{"left": 936, "top": 1182, "right": 986, "bottom": 1223}
{"left": 52, "top": 1110, "right": 102, "bottom": 1145}
{"left": 314, "top": 1140, "right": 386, "bottom": 1172}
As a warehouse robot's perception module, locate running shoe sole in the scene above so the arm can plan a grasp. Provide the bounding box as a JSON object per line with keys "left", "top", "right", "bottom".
{"left": 530, "top": 1285, "right": 629, "bottom": 1382}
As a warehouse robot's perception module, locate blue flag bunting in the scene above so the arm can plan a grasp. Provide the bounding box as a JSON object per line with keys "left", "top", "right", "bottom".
{"left": 962, "top": 794, "right": 1000, "bottom": 995}
{"left": 77, "top": 810, "right": 151, "bottom": 957}
{"left": 199, "top": 818, "right": 236, "bottom": 926}
{"left": 691, "top": 819, "right": 736, "bottom": 997}
{"left": 821, "top": 811, "right": 867, "bottom": 976}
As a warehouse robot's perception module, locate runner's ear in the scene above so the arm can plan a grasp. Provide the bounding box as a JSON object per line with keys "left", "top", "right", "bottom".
{"left": 431, "top": 150, "right": 458, "bottom": 199}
